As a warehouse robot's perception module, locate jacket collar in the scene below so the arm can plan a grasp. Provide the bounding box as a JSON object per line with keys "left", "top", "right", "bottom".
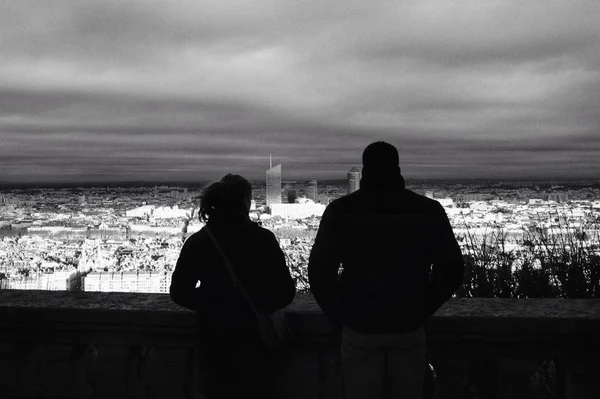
{"left": 359, "top": 172, "right": 406, "bottom": 194}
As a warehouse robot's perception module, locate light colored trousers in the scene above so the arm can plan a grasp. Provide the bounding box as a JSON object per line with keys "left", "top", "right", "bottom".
{"left": 341, "top": 325, "right": 427, "bottom": 399}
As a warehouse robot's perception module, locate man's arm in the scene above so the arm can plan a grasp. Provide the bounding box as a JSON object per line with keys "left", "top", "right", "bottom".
{"left": 424, "top": 203, "right": 465, "bottom": 317}
{"left": 308, "top": 205, "right": 343, "bottom": 325}
{"left": 170, "top": 235, "right": 201, "bottom": 311}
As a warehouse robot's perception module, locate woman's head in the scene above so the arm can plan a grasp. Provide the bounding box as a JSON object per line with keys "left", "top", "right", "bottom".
{"left": 198, "top": 174, "right": 252, "bottom": 222}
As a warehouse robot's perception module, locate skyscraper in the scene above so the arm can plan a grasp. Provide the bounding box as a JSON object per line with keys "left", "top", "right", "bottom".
{"left": 307, "top": 180, "right": 318, "bottom": 202}
{"left": 266, "top": 164, "right": 282, "bottom": 208}
{"left": 347, "top": 167, "right": 360, "bottom": 194}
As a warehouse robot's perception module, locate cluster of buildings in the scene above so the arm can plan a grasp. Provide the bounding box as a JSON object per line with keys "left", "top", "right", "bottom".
{"left": 0, "top": 269, "right": 80, "bottom": 290}
{"left": 0, "top": 234, "right": 184, "bottom": 293}
{"left": 2, "top": 161, "right": 599, "bottom": 293}
{"left": 0, "top": 160, "right": 363, "bottom": 293}
{"left": 264, "top": 158, "right": 361, "bottom": 219}
{"left": 83, "top": 270, "right": 173, "bottom": 293}
{"left": 421, "top": 192, "right": 600, "bottom": 256}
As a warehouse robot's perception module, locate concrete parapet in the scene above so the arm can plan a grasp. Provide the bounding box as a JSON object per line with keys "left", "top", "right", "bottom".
{"left": 0, "top": 291, "right": 599, "bottom": 398}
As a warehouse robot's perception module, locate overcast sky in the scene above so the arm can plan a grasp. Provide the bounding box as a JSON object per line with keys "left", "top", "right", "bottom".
{"left": 1, "top": 0, "right": 599, "bottom": 184}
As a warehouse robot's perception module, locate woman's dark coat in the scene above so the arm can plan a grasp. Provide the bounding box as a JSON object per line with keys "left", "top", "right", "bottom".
{"left": 170, "top": 210, "right": 296, "bottom": 331}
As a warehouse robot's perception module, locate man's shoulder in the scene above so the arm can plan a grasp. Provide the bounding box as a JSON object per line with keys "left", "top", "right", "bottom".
{"left": 322, "top": 191, "right": 370, "bottom": 219}
{"left": 327, "top": 190, "right": 361, "bottom": 210}
{"left": 403, "top": 189, "right": 444, "bottom": 212}
{"left": 326, "top": 189, "right": 442, "bottom": 213}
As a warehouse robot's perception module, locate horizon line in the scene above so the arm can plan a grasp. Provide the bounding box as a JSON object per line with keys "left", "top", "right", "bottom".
{"left": 1, "top": 177, "right": 599, "bottom": 189}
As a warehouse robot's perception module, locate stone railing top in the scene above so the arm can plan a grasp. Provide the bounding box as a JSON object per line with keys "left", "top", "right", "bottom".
{"left": 1, "top": 290, "right": 599, "bottom": 346}
{"left": 0, "top": 290, "right": 598, "bottom": 319}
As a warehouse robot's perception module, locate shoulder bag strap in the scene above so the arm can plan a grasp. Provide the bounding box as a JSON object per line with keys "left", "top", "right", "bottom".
{"left": 204, "top": 225, "right": 262, "bottom": 319}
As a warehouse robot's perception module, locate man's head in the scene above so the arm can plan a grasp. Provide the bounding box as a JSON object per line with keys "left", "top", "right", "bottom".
{"left": 362, "top": 141, "right": 401, "bottom": 179}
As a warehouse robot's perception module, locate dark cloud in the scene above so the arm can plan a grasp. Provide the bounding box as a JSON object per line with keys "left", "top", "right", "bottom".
{"left": 0, "top": 1, "right": 599, "bottom": 183}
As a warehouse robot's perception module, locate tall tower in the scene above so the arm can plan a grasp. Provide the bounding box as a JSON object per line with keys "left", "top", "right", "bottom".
{"left": 96, "top": 239, "right": 102, "bottom": 271}
{"left": 307, "top": 180, "right": 318, "bottom": 202}
{"left": 347, "top": 167, "right": 360, "bottom": 194}
{"left": 266, "top": 163, "right": 282, "bottom": 208}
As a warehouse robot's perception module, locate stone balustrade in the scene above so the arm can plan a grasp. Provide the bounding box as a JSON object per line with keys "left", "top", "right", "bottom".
{"left": 0, "top": 290, "right": 599, "bottom": 399}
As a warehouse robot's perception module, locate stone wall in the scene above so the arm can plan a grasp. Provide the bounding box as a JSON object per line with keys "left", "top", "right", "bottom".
{"left": 0, "top": 291, "right": 599, "bottom": 398}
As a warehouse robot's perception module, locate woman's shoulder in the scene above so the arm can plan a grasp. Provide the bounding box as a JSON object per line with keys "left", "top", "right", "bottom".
{"left": 183, "top": 228, "right": 208, "bottom": 247}
{"left": 247, "top": 222, "right": 277, "bottom": 241}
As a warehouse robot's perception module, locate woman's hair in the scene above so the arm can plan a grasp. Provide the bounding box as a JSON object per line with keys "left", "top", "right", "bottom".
{"left": 198, "top": 174, "right": 252, "bottom": 222}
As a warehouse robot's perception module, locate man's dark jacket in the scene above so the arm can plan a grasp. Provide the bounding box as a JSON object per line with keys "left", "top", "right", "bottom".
{"left": 170, "top": 210, "right": 296, "bottom": 331}
{"left": 308, "top": 174, "right": 464, "bottom": 334}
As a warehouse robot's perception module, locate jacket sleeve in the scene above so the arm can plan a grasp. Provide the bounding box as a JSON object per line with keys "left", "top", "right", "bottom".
{"left": 308, "top": 205, "right": 343, "bottom": 325}
{"left": 170, "top": 236, "right": 201, "bottom": 311}
{"left": 261, "top": 230, "right": 296, "bottom": 312}
{"left": 424, "top": 203, "right": 465, "bottom": 317}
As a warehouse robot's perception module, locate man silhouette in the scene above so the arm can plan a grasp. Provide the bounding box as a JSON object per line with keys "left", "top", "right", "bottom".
{"left": 308, "top": 141, "right": 464, "bottom": 399}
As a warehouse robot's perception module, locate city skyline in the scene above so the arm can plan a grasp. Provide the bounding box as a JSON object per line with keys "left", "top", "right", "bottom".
{"left": 1, "top": 1, "right": 599, "bottom": 184}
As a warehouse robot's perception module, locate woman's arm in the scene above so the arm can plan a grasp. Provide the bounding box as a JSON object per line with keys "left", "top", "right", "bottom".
{"left": 262, "top": 230, "right": 296, "bottom": 312}
{"left": 170, "top": 235, "right": 202, "bottom": 311}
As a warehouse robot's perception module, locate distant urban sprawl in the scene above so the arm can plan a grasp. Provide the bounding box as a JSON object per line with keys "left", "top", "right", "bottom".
{"left": 1, "top": 166, "right": 599, "bottom": 294}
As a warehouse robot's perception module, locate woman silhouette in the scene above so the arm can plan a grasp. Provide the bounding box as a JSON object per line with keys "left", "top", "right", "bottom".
{"left": 170, "top": 174, "right": 296, "bottom": 399}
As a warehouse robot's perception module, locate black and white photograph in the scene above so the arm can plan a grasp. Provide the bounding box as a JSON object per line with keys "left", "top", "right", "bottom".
{"left": 1, "top": 1, "right": 599, "bottom": 398}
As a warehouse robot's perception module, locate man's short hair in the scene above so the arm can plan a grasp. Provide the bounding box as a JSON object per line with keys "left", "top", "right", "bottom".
{"left": 362, "top": 141, "right": 399, "bottom": 172}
